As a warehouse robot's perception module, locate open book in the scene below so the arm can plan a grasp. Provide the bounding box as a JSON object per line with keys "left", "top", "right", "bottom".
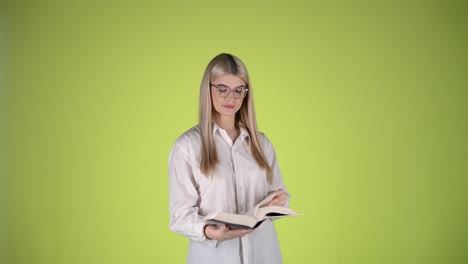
{"left": 203, "top": 192, "right": 301, "bottom": 229}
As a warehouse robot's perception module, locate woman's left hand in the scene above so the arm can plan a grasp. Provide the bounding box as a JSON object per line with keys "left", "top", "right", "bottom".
{"left": 268, "top": 188, "right": 288, "bottom": 206}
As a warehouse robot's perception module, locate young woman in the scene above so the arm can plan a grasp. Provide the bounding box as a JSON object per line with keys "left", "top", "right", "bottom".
{"left": 169, "top": 53, "right": 289, "bottom": 264}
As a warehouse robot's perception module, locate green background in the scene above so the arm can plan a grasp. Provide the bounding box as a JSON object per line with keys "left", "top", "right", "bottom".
{"left": 2, "top": 0, "right": 468, "bottom": 263}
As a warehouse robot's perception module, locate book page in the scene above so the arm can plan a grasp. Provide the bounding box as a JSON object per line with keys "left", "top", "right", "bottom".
{"left": 255, "top": 205, "right": 299, "bottom": 220}
{"left": 204, "top": 212, "right": 259, "bottom": 229}
{"left": 253, "top": 192, "right": 278, "bottom": 216}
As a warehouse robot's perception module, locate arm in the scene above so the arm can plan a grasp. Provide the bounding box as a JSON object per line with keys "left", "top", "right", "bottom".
{"left": 204, "top": 224, "right": 253, "bottom": 241}
{"left": 262, "top": 134, "right": 291, "bottom": 207}
{"left": 168, "top": 141, "right": 218, "bottom": 247}
{"left": 169, "top": 140, "right": 253, "bottom": 245}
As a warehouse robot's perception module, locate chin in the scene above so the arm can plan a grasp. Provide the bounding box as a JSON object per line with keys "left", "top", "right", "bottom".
{"left": 222, "top": 112, "right": 237, "bottom": 117}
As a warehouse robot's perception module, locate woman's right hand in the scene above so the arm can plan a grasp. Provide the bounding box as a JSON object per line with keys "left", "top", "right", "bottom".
{"left": 204, "top": 224, "right": 253, "bottom": 241}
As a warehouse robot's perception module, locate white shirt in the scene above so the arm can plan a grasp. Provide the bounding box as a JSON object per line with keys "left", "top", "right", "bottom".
{"left": 169, "top": 123, "right": 289, "bottom": 264}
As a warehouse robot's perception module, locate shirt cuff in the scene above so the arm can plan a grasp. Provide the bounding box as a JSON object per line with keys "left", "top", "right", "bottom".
{"left": 197, "top": 221, "right": 219, "bottom": 248}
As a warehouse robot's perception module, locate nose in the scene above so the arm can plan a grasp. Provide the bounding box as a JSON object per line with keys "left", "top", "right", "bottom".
{"left": 225, "top": 90, "right": 236, "bottom": 100}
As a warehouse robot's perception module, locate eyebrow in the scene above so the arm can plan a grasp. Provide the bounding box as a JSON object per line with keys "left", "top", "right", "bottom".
{"left": 217, "top": 83, "right": 246, "bottom": 89}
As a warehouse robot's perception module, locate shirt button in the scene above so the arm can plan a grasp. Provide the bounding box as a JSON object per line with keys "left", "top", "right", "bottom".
{"left": 240, "top": 203, "right": 245, "bottom": 212}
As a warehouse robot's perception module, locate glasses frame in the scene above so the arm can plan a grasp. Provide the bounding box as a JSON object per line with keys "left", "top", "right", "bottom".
{"left": 210, "top": 83, "right": 249, "bottom": 99}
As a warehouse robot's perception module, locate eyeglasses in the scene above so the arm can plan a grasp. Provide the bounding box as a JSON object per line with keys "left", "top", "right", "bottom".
{"left": 210, "top": 83, "right": 249, "bottom": 99}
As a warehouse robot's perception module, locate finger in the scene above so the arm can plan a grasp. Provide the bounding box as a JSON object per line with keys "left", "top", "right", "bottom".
{"left": 269, "top": 196, "right": 287, "bottom": 206}
{"left": 225, "top": 229, "right": 250, "bottom": 239}
{"left": 274, "top": 189, "right": 285, "bottom": 200}
{"left": 275, "top": 189, "right": 285, "bottom": 195}
{"left": 268, "top": 198, "right": 280, "bottom": 206}
{"left": 218, "top": 224, "right": 229, "bottom": 232}
{"left": 245, "top": 229, "right": 254, "bottom": 234}
{"left": 279, "top": 193, "right": 288, "bottom": 202}
{"left": 239, "top": 229, "right": 254, "bottom": 237}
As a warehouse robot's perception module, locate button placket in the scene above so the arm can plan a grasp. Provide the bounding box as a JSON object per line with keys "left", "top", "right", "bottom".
{"left": 234, "top": 141, "right": 247, "bottom": 214}
{"left": 229, "top": 146, "right": 239, "bottom": 214}
{"left": 231, "top": 140, "right": 247, "bottom": 264}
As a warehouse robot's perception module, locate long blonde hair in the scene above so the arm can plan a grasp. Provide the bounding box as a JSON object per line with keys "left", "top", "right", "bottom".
{"left": 199, "top": 53, "right": 273, "bottom": 184}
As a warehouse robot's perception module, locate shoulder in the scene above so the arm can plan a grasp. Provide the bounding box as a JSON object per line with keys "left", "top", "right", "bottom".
{"left": 257, "top": 131, "right": 274, "bottom": 151}
{"left": 175, "top": 124, "right": 201, "bottom": 142}
{"left": 257, "top": 130, "right": 271, "bottom": 144}
{"left": 171, "top": 124, "right": 202, "bottom": 153}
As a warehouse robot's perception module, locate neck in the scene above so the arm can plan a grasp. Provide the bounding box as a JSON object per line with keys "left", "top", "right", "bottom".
{"left": 213, "top": 115, "right": 236, "bottom": 132}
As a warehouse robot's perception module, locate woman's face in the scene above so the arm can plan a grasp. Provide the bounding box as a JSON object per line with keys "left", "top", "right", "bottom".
{"left": 210, "top": 74, "right": 247, "bottom": 119}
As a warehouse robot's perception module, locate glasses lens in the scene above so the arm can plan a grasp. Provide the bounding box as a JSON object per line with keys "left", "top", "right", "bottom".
{"left": 233, "top": 88, "right": 245, "bottom": 98}
{"left": 213, "top": 84, "right": 247, "bottom": 98}
{"left": 218, "top": 88, "right": 229, "bottom": 97}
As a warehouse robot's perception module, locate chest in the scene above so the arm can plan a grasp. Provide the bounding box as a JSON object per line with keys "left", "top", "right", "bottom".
{"left": 192, "top": 138, "right": 269, "bottom": 213}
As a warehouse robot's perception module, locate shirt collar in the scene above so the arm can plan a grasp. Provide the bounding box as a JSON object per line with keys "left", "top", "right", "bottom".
{"left": 213, "top": 122, "right": 250, "bottom": 141}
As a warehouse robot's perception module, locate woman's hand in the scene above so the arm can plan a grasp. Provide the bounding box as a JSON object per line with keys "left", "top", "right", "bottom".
{"left": 268, "top": 188, "right": 288, "bottom": 206}
{"left": 204, "top": 224, "right": 253, "bottom": 241}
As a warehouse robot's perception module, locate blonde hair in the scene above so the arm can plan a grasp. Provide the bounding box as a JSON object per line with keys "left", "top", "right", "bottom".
{"left": 199, "top": 53, "right": 273, "bottom": 184}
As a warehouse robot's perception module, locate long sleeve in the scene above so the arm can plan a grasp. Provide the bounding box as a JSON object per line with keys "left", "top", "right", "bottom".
{"left": 261, "top": 134, "right": 291, "bottom": 206}
{"left": 169, "top": 125, "right": 286, "bottom": 263}
{"left": 168, "top": 140, "right": 218, "bottom": 248}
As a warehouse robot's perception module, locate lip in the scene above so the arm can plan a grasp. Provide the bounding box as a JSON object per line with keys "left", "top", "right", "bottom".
{"left": 223, "top": 104, "right": 235, "bottom": 109}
